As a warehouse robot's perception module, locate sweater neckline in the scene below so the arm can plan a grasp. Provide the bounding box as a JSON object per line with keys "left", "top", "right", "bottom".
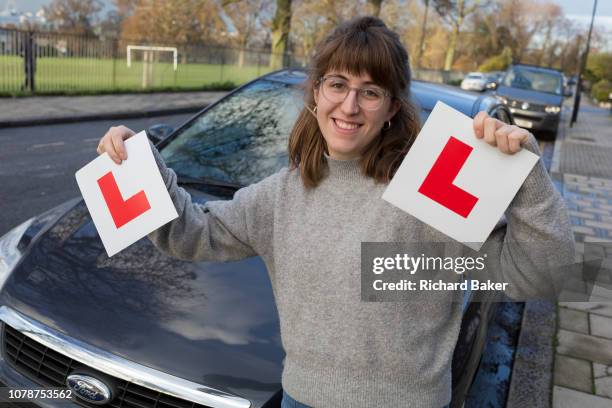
{"left": 324, "top": 154, "right": 363, "bottom": 183}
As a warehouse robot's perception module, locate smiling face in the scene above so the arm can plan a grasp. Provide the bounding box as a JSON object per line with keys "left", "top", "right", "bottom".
{"left": 314, "top": 71, "right": 400, "bottom": 161}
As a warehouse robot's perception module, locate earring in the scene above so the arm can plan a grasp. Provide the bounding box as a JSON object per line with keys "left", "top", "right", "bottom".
{"left": 382, "top": 120, "right": 391, "bottom": 130}
{"left": 307, "top": 104, "right": 318, "bottom": 119}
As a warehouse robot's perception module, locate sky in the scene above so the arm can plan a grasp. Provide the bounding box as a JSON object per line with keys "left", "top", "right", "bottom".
{"left": 2, "top": 0, "right": 114, "bottom": 15}
{"left": 558, "top": 0, "right": 612, "bottom": 29}
{"left": 5, "top": 0, "right": 612, "bottom": 27}
{"left": 0, "top": 0, "right": 114, "bottom": 13}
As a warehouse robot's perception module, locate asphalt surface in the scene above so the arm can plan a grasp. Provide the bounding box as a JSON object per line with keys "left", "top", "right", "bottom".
{"left": 0, "top": 113, "right": 194, "bottom": 237}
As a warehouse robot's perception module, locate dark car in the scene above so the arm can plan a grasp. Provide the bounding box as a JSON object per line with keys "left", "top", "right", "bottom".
{"left": 0, "top": 69, "right": 514, "bottom": 408}
{"left": 494, "top": 64, "right": 567, "bottom": 138}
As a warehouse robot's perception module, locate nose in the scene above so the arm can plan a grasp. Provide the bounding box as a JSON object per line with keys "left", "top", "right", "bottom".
{"left": 340, "top": 89, "right": 360, "bottom": 115}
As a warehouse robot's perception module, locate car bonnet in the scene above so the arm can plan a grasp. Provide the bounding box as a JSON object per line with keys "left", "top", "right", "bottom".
{"left": 0, "top": 197, "right": 284, "bottom": 407}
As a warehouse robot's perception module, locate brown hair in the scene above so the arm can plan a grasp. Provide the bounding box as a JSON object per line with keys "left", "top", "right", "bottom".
{"left": 288, "top": 16, "right": 421, "bottom": 188}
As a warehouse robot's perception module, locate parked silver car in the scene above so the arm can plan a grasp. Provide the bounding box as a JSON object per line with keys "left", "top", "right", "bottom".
{"left": 460, "top": 72, "right": 487, "bottom": 92}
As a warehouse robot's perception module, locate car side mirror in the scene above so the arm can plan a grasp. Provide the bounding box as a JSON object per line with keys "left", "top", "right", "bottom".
{"left": 146, "top": 123, "right": 174, "bottom": 144}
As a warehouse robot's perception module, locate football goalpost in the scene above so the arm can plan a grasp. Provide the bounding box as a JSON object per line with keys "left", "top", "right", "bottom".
{"left": 126, "top": 45, "right": 178, "bottom": 88}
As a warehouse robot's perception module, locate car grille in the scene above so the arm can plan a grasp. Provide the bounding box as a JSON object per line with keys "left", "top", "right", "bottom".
{"left": 2, "top": 323, "right": 211, "bottom": 408}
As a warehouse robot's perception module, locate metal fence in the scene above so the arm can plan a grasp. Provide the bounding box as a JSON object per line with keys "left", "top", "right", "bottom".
{"left": 0, "top": 28, "right": 307, "bottom": 95}
{"left": 0, "top": 27, "right": 469, "bottom": 96}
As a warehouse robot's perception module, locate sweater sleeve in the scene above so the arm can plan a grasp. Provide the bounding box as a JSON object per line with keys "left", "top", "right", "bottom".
{"left": 481, "top": 135, "right": 575, "bottom": 300}
{"left": 147, "top": 143, "right": 277, "bottom": 262}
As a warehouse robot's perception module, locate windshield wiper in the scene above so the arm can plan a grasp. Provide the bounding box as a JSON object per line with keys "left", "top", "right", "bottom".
{"left": 175, "top": 174, "right": 242, "bottom": 193}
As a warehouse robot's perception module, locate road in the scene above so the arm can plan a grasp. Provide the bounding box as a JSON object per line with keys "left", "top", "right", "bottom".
{"left": 0, "top": 113, "right": 193, "bottom": 236}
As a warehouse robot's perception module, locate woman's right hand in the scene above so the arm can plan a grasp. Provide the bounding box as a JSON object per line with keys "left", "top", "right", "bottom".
{"left": 96, "top": 125, "right": 136, "bottom": 164}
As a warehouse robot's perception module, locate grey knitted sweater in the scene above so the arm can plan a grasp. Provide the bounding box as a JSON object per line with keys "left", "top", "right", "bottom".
{"left": 148, "top": 137, "right": 574, "bottom": 408}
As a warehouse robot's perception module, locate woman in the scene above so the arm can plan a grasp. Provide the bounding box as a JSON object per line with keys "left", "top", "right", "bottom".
{"left": 97, "top": 16, "right": 573, "bottom": 408}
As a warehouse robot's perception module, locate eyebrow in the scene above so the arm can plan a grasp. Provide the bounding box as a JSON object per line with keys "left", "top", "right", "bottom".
{"left": 327, "top": 73, "right": 379, "bottom": 87}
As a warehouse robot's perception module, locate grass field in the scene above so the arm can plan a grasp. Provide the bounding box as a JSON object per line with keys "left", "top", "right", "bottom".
{"left": 0, "top": 56, "right": 276, "bottom": 95}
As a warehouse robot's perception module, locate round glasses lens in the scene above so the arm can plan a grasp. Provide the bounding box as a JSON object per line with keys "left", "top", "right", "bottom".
{"left": 320, "top": 78, "right": 385, "bottom": 110}
{"left": 322, "top": 78, "right": 348, "bottom": 103}
{"left": 359, "top": 88, "right": 384, "bottom": 110}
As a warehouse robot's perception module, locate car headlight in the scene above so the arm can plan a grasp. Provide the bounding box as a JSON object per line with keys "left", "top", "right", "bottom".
{"left": 0, "top": 218, "right": 34, "bottom": 287}
{"left": 497, "top": 96, "right": 508, "bottom": 104}
{"left": 545, "top": 105, "right": 561, "bottom": 114}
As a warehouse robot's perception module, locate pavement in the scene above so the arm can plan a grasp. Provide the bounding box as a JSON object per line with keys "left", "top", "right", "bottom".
{"left": 549, "top": 99, "right": 612, "bottom": 407}
{"left": 0, "top": 91, "right": 228, "bottom": 127}
{"left": 470, "top": 98, "right": 612, "bottom": 408}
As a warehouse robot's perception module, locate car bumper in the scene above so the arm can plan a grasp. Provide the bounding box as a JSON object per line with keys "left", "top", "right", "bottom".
{"left": 461, "top": 83, "right": 485, "bottom": 91}
{"left": 508, "top": 108, "right": 560, "bottom": 132}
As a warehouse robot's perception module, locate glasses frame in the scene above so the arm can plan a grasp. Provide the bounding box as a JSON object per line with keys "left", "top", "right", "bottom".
{"left": 317, "top": 75, "right": 392, "bottom": 111}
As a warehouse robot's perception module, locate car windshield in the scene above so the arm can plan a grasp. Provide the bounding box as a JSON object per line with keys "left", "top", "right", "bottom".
{"left": 467, "top": 74, "right": 483, "bottom": 79}
{"left": 161, "top": 79, "right": 303, "bottom": 186}
{"left": 502, "top": 67, "right": 562, "bottom": 95}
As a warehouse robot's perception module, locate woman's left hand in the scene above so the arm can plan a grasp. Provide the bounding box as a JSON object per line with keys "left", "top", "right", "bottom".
{"left": 473, "top": 111, "right": 531, "bottom": 155}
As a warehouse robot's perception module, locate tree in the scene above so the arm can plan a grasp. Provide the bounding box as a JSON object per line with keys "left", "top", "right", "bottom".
{"left": 590, "top": 79, "right": 611, "bottom": 103}
{"left": 478, "top": 46, "right": 512, "bottom": 72}
{"left": 562, "top": 33, "right": 584, "bottom": 75}
{"left": 43, "top": 0, "right": 103, "bottom": 35}
{"left": 222, "top": 0, "right": 273, "bottom": 67}
{"left": 467, "top": 8, "right": 516, "bottom": 65}
{"left": 432, "top": 0, "right": 486, "bottom": 70}
{"left": 460, "top": 0, "right": 568, "bottom": 70}
{"left": 97, "top": 10, "right": 123, "bottom": 37}
{"left": 270, "top": 0, "right": 292, "bottom": 69}
{"left": 533, "top": 2, "right": 562, "bottom": 67}
{"left": 114, "top": 0, "right": 138, "bottom": 15}
{"left": 120, "top": 0, "right": 227, "bottom": 45}
{"left": 495, "top": 0, "right": 547, "bottom": 63}
{"left": 91, "top": 0, "right": 136, "bottom": 38}
{"left": 392, "top": 0, "right": 448, "bottom": 70}
{"left": 290, "top": 0, "right": 365, "bottom": 60}
{"left": 586, "top": 53, "right": 612, "bottom": 83}
{"left": 556, "top": 18, "right": 579, "bottom": 73}
{"left": 415, "top": 0, "right": 430, "bottom": 69}
{"left": 368, "top": 0, "right": 384, "bottom": 17}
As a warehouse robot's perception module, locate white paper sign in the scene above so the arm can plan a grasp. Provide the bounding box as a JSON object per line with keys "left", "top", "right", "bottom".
{"left": 382, "top": 101, "right": 539, "bottom": 250}
{"left": 75, "top": 131, "right": 178, "bottom": 257}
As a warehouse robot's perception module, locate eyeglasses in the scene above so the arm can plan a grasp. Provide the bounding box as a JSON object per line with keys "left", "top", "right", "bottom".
{"left": 318, "top": 76, "right": 391, "bottom": 111}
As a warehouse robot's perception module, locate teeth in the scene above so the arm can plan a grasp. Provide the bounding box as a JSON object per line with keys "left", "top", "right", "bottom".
{"left": 334, "top": 119, "right": 360, "bottom": 130}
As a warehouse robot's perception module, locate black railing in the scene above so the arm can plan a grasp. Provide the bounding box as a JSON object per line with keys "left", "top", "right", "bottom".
{"left": 0, "top": 28, "right": 307, "bottom": 95}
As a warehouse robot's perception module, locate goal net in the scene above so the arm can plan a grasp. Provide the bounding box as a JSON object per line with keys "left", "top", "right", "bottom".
{"left": 126, "top": 45, "right": 178, "bottom": 88}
